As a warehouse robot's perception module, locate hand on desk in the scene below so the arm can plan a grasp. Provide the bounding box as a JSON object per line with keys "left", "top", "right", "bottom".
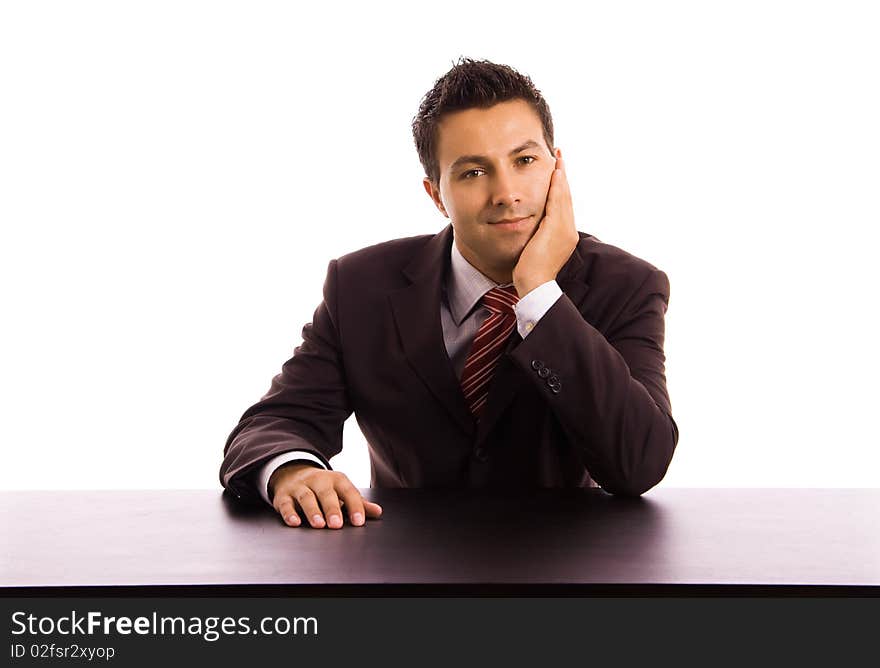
{"left": 269, "top": 463, "right": 383, "bottom": 529}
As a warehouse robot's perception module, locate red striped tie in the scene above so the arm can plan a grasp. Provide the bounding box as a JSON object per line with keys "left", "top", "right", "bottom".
{"left": 460, "top": 285, "right": 520, "bottom": 419}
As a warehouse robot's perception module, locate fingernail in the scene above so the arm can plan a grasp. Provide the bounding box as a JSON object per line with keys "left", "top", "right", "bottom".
{"left": 286, "top": 515, "right": 300, "bottom": 525}
{"left": 352, "top": 512, "right": 364, "bottom": 525}
{"left": 312, "top": 514, "right": 324, "bottom": 526}
{"left": 329, "top": 514, "right": 342, "bottom": 528}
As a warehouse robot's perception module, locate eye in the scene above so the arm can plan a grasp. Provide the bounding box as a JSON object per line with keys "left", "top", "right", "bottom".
{"left": 460, "top": 156, "right": 537, "bottom": 180}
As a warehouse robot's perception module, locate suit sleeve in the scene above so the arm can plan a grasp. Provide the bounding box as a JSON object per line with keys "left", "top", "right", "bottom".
{"left": 509, "top": 268, "right": 678, "bottom": 496}
{"left": 219, "top": 259, "right": 352, "bottom": 504}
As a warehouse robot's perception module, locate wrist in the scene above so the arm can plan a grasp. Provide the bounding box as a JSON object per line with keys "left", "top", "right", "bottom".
{"left": 514, "top": 274, "right": 551, "bottom": 298}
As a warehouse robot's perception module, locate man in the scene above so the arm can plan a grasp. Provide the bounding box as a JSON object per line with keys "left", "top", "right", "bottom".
{"left": 219, "top": 58, "right": 678, "bottom": 529}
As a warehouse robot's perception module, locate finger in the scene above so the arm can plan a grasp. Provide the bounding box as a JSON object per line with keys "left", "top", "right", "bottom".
{"left": 334, "top": 478, "right": 368, "bottom": 526}
{"left": 545, "top": 163, "right": 562, "bottom": 216}
{"left": 315, "top": 487, "right": 345, "bottom": 529}
{"left": 363, "top": 500, "right": 384, "bottom": 518}
{"left": 339, "top": 497, "right": 383, "bottom": 519}
{"left": 561, "top": 170, "right": 572, "bottom": 206}
{"left": 276, "top": 497, "right": 302, "bottom": 527}
{"left": 558, "top": 167, "right": 571, "bottom": 203}
{"left": 293, "top": 486, "right": 326, "bottom": 528}
{"left": 553, "top": 149, "right": 571, "bottom": 201}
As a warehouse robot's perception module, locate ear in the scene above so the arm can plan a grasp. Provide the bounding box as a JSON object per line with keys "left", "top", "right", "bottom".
{"left": 422, "top": 177, "right": 449, "bottom": 218}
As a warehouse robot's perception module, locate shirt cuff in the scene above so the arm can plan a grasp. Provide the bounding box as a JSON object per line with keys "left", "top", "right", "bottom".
{"left": 257, "top": 451, "right": 328, "bottom": 506}
{"left": 514, "top": 280, "right": 563, "bottom": 338}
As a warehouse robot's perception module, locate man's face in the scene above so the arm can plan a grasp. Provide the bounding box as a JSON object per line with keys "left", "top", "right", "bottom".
{"left": 423, "top": 98, "right": 556, "bottom": 283}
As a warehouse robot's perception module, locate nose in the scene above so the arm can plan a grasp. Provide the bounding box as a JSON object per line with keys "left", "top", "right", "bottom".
{"left": 489, "top": 167, "right": 521, "bottom": 210}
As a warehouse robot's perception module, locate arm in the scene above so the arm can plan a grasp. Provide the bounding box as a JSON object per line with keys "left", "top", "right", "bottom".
{"left": 512, "top": 148, "right": 677, "bottom": 495}
{"left": 511, "top": 268, "right": 677, "bottom": 496}
{"left": 219, "top": 260, "right": 382, "bottom": 527}
{"left": 219, "top": 259, "right": 349, "bottom": 504}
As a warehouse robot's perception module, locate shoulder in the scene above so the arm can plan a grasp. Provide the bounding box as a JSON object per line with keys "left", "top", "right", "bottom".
{"left": 328, "top": 232, "right": 439, "bottom": 295}
{"left": 575, "top": 232, "right": 670, "bottom": 304}
{"left": 336, "top": 233, "right": 434, "bottom": 272}
{"left": 577, "top": 231, "right": 662, "bottom": 274}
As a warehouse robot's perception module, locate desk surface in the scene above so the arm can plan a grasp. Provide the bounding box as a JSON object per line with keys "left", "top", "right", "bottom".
{"left": 2, "top": 489, "right": 878, "bottom": 594}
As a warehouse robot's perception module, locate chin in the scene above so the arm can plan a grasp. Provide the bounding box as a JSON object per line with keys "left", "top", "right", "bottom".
{"left": 497, "top": 243, "right": 529, "bottom": 269}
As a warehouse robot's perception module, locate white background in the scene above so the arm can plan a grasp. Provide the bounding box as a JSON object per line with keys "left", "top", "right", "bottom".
{"left": 1, "top": 1, "right": 877, "bottom": 492}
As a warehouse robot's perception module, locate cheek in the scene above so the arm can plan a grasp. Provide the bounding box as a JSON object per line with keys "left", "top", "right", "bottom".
{"left": 438, "top": 181, "right": 457, "bottom": 215}
{"left": 448, "top": 191, "right": 482, "bottom": 221}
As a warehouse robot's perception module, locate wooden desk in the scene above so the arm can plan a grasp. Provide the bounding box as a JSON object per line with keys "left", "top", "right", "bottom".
{"left": 2, "top": 489, "right": 878, "bottom": 595}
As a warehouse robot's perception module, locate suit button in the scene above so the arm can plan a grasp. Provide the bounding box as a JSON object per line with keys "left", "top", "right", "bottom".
{"left": 531, "top": 360, "right": 544, "bottom": 371}
{"left": 538, "top": 367, "right": 551, "bottom": 379}
{"left": 549, "top": 385, "right": 561, "bottom": 394}
{"left": 548, "top": 374, "right": 559, "bottom": 384}
{"left": 474, "top": 447, "right": 488, "bottom": 462}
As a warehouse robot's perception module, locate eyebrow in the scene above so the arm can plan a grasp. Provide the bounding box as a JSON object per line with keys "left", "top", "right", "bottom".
{"left": 447, "top": 140, "right": 543, "bottom": 173}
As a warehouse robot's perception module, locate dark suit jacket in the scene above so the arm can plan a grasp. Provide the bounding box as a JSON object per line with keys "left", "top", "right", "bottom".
{"left": 220, "top": 224, "right": 678, "bottom": 504}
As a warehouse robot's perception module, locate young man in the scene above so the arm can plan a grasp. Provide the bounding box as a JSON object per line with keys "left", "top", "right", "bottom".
{"left": 219, "top": 58, "right": 678, "bottom": 529}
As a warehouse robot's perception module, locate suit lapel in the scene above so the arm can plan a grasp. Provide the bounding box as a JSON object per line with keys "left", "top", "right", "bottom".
{"left": 389, "top": 227, "right": 595, "bottom": 445}
{"left": 389, "top": 225, "right": 476, "bottom": 438}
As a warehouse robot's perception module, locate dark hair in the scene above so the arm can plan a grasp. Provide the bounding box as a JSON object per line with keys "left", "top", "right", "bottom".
{"left": 412, "top": 57, "right": 555, "bottom": 185}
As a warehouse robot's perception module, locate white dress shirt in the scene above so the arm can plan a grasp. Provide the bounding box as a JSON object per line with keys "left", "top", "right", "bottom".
{"left": 257, "top": 238, "right": 563, "bottom": 504}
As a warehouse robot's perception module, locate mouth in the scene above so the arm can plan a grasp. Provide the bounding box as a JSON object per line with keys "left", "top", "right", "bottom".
{"left": 488, "top": 215, "right": 532, "bottom": 231}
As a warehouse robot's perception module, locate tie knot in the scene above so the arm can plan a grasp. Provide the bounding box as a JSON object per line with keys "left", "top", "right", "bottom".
{"left": 482, "top": 285, "right": 519, "bottom": 316}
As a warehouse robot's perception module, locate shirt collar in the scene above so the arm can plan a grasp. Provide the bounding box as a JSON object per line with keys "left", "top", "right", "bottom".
{"left": 447, "top": 233, "right": 514, "bottom": 325}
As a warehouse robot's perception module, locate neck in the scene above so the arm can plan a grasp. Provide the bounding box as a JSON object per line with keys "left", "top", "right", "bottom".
{"left": 454, "top": 239, "right": 513, "bottom": 285}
